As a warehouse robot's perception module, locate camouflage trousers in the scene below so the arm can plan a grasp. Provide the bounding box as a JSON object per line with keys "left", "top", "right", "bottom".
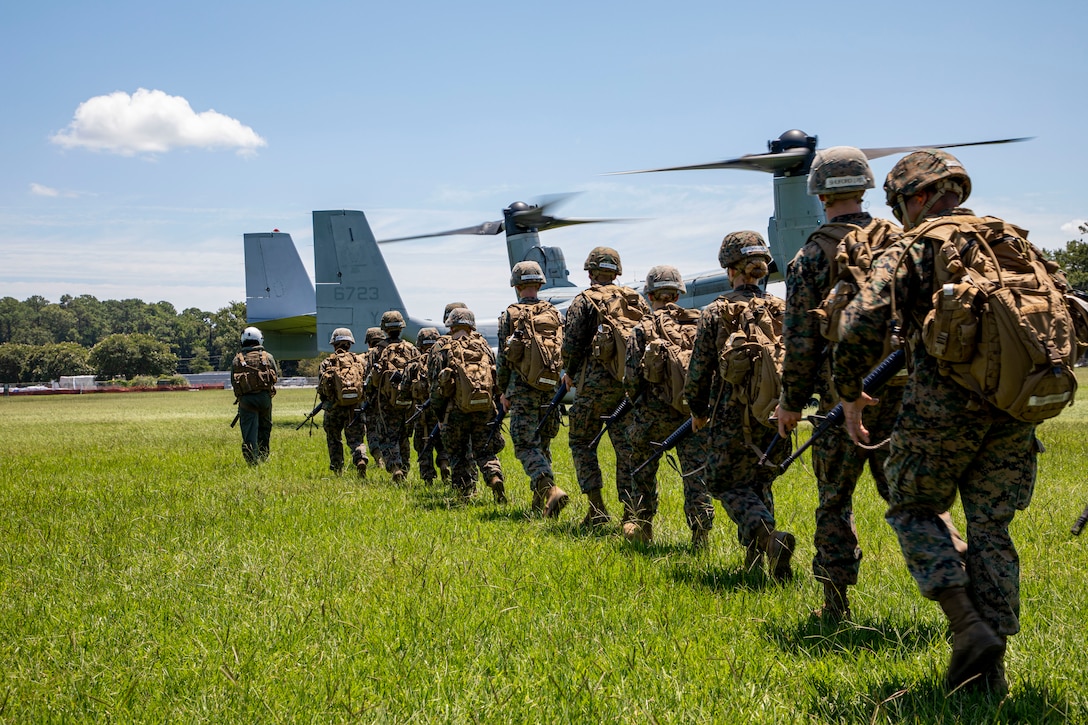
{"left": 508, "top": 382, "right": 561, "bottom": 494}
{"left": 885, "top": 410, "right": 1036, "bottom": 638}
{"left": 237, "top": 391, "right": 273, "bottom": 465}
{"left": 373, "top": 399, "right": 413, "bottom": 474}
{"left": 811, "top": 383, "right": 901, "bottom": 588}
{"left": 322, "top": 403, "right": 368, "bottom": 472}
{"left": 440, "top": 408, "right": 505, "bottom": 495}
{"left": 567, "top": 370, "right": 637, "bottom": 508}
{"left": 625, "top": 396, "right": 713, "bottom": 532}
{"left": 703, "top": 401, "right": 788, "bottom": 547}
{"left": 412, "top": 409, "right": 448, "bottom": 482}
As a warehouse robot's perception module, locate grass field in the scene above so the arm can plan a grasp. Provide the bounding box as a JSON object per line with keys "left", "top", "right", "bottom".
{"left": 2, "top": 379, "right": 1087, "bottom": 723}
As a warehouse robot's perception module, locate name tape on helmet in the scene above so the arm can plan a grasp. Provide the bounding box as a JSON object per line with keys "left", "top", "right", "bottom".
{"left": 740, "top": 245, "right": 769, "bottom": 257}
{"left": 518, "top": 273, "right": 546, "bottom": 282}
{"left": 597, "top": 261, "right": 619, "bottom": 271}
{"left": 825, "top": 175, "right": 869, "bottom": 188}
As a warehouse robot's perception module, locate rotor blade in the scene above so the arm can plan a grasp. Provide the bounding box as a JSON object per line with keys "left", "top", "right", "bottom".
{"left": 534, "top": 192, "right": 582, "bottom": 214}
{"left": 534, "top": 217, "right": 635, "bottom": 232}
{"left": 606, "top": 147, "right": 810, "bottom": 175}
{"left": 378, "top": 220, "right": 505, "bottom": 244}
{"left": 860, "top": 137, "right": 1033, "bottom": 161}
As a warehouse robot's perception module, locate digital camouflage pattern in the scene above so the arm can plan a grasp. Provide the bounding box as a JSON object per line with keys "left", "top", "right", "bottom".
{"left": 684, "top": 285, "right": 789, "bottom": 549}
{"left": 367, "top": 336, "right": 420, "bottom": 476}
{"left": 498, "top": 294, "right": 562, "bottom": 495}
{"left": 562, "top": 282, "right": 650, "bottom": 504}
{"left": 318, "top": 348, "right": 369, "bottom": 474}
{"left": 833, "top": 208, "right": 1038, "bottom": 637}
{"left": 780, "top": 212, "right": 906, "bottom": 587}
{"left": 807, "top": 146, "right": 875, "bottom": 197}
{"left": 624, "top": 303, "right": 712, "bottom": 533}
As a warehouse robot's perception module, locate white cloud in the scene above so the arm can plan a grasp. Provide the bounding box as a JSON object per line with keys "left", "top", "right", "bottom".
{"left": 1061, "top": 219, "right": 1087, "bottom": 236}
{"left": 51, "top": 88, "right": 267, "bottom": 156}
{"left": 30, "top": 182, "right": 58, "bottom": 197}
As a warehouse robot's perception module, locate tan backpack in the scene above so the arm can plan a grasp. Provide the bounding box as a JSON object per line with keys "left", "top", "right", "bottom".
{"left": 446, "top": 333, "right": 497, "bottom": 414}
{"left": 584, "top": 285, "right": 645, "bottom": 381}
{"left": 904, "top": 214, "right": 1077, "bottom": 422}
{"left": 716, "top": 294, "right": 786, "bottom": 432}
{"left": 373, "top": 340, "right": 419, "bottom": 408}
{"left": 810, "top": 218, "right": 900, "bottom": 343}
{"left": 640, "top": 306, "right": 700, "bottom": 415}
{"left": 322, "top": 350, "right": 366, "bottom": 407}
{"left": 504, "top": 300, "right": 564, "bottom": 391}
{"left": 232, "top": 349, "right": 277, "bottom": 394}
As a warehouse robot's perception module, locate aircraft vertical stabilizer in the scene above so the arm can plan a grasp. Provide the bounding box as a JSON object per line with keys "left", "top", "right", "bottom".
{"left": 243, "top": 231, "right": 318, "bottom": 359}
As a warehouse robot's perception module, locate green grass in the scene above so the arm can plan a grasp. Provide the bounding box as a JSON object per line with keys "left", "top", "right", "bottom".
{"left": 1, "top": 379, "right": 1087, "bottom": 723}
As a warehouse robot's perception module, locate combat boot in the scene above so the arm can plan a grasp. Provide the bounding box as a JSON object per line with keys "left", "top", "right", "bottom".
{"left": 543, "top": 485, "right": 569, "bottom": 519}
{"left": 392, "top": 467, "right": 407, "bottom": 485}
{"left": 816, "top": 581, "right": 851, "bottom": 623}
{"left": 531, "top": 488, "right": 546, "bottom": 513}
{"left": 757, "top": 526, "right": 796, "bottom": 582}
{"left": 744, "top": 539, "right": 762, "bottom": 572}
{"left": 937, "top": 586, "right": 1005, "bottom": 691}
{"left": 581, "top": 489, "right": 610, "bottom": 528}
{"left": 487, "top": 475, "right": 507, "bottom": 504}
{"left": 355, "top": 461, "right": 368, "bottom": 480}
{"left": 691, "top": 527, "right": 710, "bottom": 552}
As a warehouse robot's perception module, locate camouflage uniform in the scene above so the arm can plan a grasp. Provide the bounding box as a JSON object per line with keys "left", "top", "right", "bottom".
{"left": 363, "top": 327, "right": 386, "bottom": 468}
{"left": 407, "top": 329, "right": 449, "bottom": 484}
{"left": 833, "top": 206, "right": 1037, "bottom": 639}
{"left": 497, "top": 296, "right": 562, "bottom": 499}
{"left": 624, "top": 303, "right": 713, "bottom": 535}
{"left": 317, "top": 347, "right": 369, "bottom": 475}
{"left": 429, "top": 320, "right": 505, "bottom": 497}
{"left": 562, "top": 282, "right": 650, "bottom": 514}
{"left": 685, "top": 284, "right": 789, "bottom": 553}
{"left": 781, "top": 211, "right": 905, "bottom": 590}
{"left": 231, "top": 340, "right": 278, "bottom": 465}
{"left": 368, "top": 328, "right": 420, "bottom": 480}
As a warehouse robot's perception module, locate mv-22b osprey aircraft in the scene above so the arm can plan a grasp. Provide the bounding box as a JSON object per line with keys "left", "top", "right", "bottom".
{"left": 244, "top": 130, "right": 1027, "bottom": 361}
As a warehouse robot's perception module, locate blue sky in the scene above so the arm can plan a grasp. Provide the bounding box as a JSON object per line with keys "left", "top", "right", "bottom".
{"left": 2, "top": 1, "right": 1085, "bottom": 322}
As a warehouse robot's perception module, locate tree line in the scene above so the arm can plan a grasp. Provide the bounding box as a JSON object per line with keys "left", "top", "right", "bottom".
{"left": 0, "top": 295, "right": 309, "bottom": 383}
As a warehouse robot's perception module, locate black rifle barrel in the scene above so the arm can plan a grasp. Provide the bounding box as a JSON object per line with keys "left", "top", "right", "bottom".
{"left": 632, "top": 417, "right": 693, "bottom": 476}
{"left": 589, "top": 395, "right": 635, "bottom": 450}
{"left": 1072, "top": 501, "right": 1088, "bottom": 536}
{"left": 295, "top": 402, "right": 326, "bottom": 430}
{"left": 532, "top": 381, "right": 569, "bottom": 437}
{"left": 778, "top": 349, "right": 906, "bottom": 473}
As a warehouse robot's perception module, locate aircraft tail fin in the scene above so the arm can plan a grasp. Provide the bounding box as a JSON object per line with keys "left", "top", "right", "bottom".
{"left": 243, "top": 231, "right": 318, "bottom": 358}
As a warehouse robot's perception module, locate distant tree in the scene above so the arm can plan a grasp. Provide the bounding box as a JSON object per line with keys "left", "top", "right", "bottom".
{"left": 296, "top": 354, "right": 328, "bottom": 378}
{"left": 37, "top": 304, "right": 80, "bottom": 343}
{"left": 26, "top": 343, "right": 93, "bottom": 381}
{"left": 1050, "top": 225, "right": 1088, "bottom": 291}
{"left": 59, "top": 294, "right": 108, "bottom": 346}
{"left": 89, "top": 334, "right": 178, "bottom": 380}
{"left": 208, "top": 301, "right": 248, "bottom": 370}
{"left": 0, "top": 343, "right": 32, "bottom": 383}
{"left": 0, "top": 297, "right": 28, "bottom": 344}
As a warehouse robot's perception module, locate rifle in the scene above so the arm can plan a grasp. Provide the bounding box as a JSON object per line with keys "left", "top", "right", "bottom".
{"left": 532, "top": 381, "right": 569, "bottom": 438}
{"left": 632, "top": 418, "right": 693, "bottom": 476}
{"left": 589, "top": 394, "right": 637, "bottom": 450}
{"left": 1072, "top": 502, "right": 1088, "bottom": 536}
{"left": 230, "top": 413, "right": 239, "bottom": 428}
{"left": 485, "top": 404, "right": 507, "bottom": 447}
{"left": 777, "top": 349, "right": 906, "bottom": 473}
{"left": 296, "top": 402, "right": 326, "bottom": 431}
{"left": 421, "top": 421, "right": 442, "bottom": 455}
{"left": 406, "top": 398, "right": 431, "bottom": 427}
{"left": 347, "top": 399, "right": 370, "bottom": 429}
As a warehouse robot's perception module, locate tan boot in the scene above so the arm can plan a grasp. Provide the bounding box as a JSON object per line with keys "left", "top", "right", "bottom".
{"left": 581, "top": 489, "right": 610, "bottom": 528}
{"left": 691, "top": 528, "right": 710, "bottom": 552}
{"left": 392, "top": 467, "right": 407, "bottom": 485}
{"left": 487, "top": 475, "right": 507, "bottom": 504}
{"left": 531, "top": 488, "right": 546, "bottom": 514}
{"left": 356, "top": 461, "right": 368, "bottom": 480}
{"left": 816, "top": 581, "right": 851, "bottom": 622}
{"left": 937, "top": 586, "right": 1005, "bottom": 691}
{"left": 758, "top": 527, "right": 796, "bottom": 582}
{"left": 543, "top": 486, "right": 569, "bottom": 519}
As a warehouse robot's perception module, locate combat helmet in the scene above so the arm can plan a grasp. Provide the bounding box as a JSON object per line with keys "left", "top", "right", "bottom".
{"left": 241, "top": 326, "right": 264, "bottom": 345}
{"left": 380, "top": 310, "right": 406, "bottom": 331}
{"left": 884, "top": 149, "right": 972, "bottom": 228}
{"left": 718, "top": 231, "right": 771, "bottom": 270}
{"left": 510, "top": 260, "right": 546, "bottom": 287}
{"left": 644, "top": 265, "right": 686, "bottom": 295}
{"left": 447, "top": 307, "right": 476, "bottom": 329}
{"left": 330, "top": 327, "right": 355, "bottom": 345}
{"left": 584, "top": 246, "right": 622, "bottom": 276}
{"left": 416, "top": 327, "right": 440, "bottom": 348}
{"left": 807, "top": 146, "right": 875, "bottom": 197}
{"left": 443, "top": 302, "right": 467, "bottom": 326}
{"left": 365, "top": 327, "right": 386, "bottom": 347}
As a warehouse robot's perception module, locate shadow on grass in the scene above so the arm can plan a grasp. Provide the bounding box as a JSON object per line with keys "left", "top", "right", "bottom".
{"left": 667, "top": 560, "right": 776, "bottom": 593}
{"left": 805, "top": 675, "right": 1078, "bottom": 724}
{"left": 764, "top": 612, "right": 943, "bottom": 657}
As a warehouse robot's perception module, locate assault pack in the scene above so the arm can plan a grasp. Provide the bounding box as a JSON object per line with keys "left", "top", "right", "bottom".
{"left": 321, "top": 350, "right": 367, "bottom": 407}
{"left": 584, "top": 284, "right": 645, "bottom": 381}
{"left": 371, "top": 340, "right": 419, "bottom": 408}
{"left": 716, "top": 293, "right": 786, "bottom": 434}
{"left": 904, "top": 214, "right": 1077, "bottom": 422}
{"left": 639, "top": 305, "right": 701, "bottom": 415}
{"left": 810, "top": 218, "right": 901, "bottom": 343}
{"left": 441, "top": 333, "right": 497, "bottom": 414}
{"left": 503, "top": 300, "right": 563, "bottom": 391}
{"left": 232, "top": 349, "right": 277, "bottom": 395}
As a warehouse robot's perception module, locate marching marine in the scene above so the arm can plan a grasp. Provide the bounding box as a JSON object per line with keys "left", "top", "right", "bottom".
{"left": 406, "top": 327, "right": 450, "bottom": 484}
{"left": 317, "top": 327, "right": 369, "bottom": 478}
{"left": 230, "top": 326, "right": 279, "bottom": 465}
{"left": 367, "top": 311, "right": 420, "bottom": 483}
